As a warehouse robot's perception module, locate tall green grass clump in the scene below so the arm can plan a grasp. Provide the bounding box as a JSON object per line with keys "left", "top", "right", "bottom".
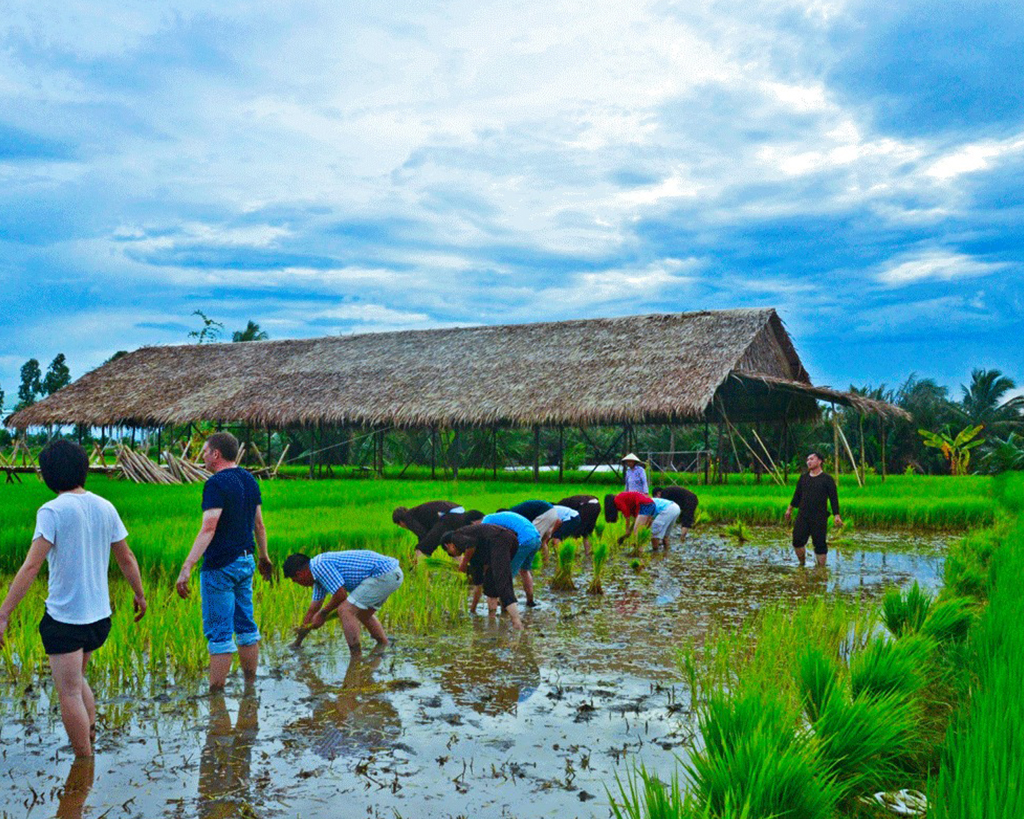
{"left": 587, "top": 540, "right": 608, "bottom": 595}
{"left": 929, "top": 479, "right": 1024, "bottom": 819}
{"left": 550, "top": 540, "right": 577, "bottom": 591}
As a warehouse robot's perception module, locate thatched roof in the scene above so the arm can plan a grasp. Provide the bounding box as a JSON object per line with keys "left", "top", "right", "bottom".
{"left": 5, "top": 308, "right": 906, "bottom": 429}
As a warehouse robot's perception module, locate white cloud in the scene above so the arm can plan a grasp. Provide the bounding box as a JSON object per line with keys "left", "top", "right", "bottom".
{"left": 876, "top": 250, "right": 1008, "bottom": 287}
{"left": 926, "top": 135, "right": 1024, "bottom": 181}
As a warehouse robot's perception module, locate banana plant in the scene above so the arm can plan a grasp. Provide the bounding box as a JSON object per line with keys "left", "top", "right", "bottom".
{"left": 918, "top": 424, "right": 985, "bottom": 476}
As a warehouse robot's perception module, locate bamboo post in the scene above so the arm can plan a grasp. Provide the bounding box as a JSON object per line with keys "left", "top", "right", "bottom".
{"left": 451, "top": 427, "right": 460, "bottom": 481}
{"left": 533, "top": 425, "right": 541, "bottom": 482}
{"left": 558, "top": 425, "right": 564, "bottom": 483}
{"left": 832, "top": 410, "right": 841, "bottom": 475}
{"left": 835, "top": 419, "right": 863, "bottom": 488}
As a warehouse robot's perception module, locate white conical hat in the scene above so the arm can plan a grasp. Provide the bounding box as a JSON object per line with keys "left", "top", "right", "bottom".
{"left": 621, "top": 452, "right": 642, "bottom": 463}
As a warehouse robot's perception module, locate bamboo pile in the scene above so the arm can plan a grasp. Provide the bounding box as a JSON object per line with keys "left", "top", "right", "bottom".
{"left": 116, "top": 445, "right": 177, "bottom": 484}
{"left": 162, "top": 450, "right": 212, "bottom": 483}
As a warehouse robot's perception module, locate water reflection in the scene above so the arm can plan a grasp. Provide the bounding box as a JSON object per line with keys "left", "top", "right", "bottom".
{"left": 287, "top": 649, "right": 400, "bottom": 759}
{"left": 439, "top": 618, "right": 541, "bottom": 716}
{"left": 199, "top": 690, "right": 259, "bottom": 819}
{"left": 56, "top": 757, "right": 94, "bottom": 819}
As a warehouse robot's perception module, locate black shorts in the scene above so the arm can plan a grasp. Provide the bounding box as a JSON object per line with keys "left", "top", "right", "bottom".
{"left": 39, "top": 611, "right": 111, "bottom": 656}
{"left": 553, "top": 515, "right": 587, "bottom": 541}
{"left": 793, "top": 516, "right": 828, "bottom": 555}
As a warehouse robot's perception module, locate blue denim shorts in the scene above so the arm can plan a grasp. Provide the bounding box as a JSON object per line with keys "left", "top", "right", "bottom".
{"left": 509, "top": 536, "right": 541, "bottom": 576}
{"left": 200, "top": 554, "right": 261, "bottom": 655}
{"left": 638, "top": 502, "right": 656, "bottom": 517}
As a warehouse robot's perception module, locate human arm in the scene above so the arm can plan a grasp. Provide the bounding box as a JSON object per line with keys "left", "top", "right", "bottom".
{"left": 617, "top": 515, "right": 636, "bottom": 545}
{"left": 0, "top": 536, "right": 52, "bottom": 647}
{"left": 829, "top": 478, "right": 842, "bottom": 526}
{"left": 312, "top": 585, "right": 348, "bottom": 628}
{"left": 301, "top": 598, "right": 324, "bottom": 627}
{"left": 254, "top": 505, "right": 272, "bottom": 581}
{"left": 785, "top": 476, "right": 803, "bottom": 521}
{"left": 176, "top": 509, "right": 222, "bottom": 599}
{"left": 111, "top": 539, "right": 147, "bottom": 621}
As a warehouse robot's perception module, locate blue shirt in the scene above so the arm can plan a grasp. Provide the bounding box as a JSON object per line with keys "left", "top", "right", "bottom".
{"left": 482, "top": 512, "right": 540, "bottom": 546}
{"left": 201, "top": 468, "right": 261, "bottom": 571}
{"left": 624, "top": 464, "right": 648, "bottom": 494}
{"left": 653, "top": 498, "right": 675, "bottom": 515}
{"left": 309, "top": 551, "right": 400, "bottom": 602}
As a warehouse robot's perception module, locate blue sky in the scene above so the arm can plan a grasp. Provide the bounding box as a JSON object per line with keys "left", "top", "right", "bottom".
{"left": 2, "top": 0, "right": 1023, "bottom": 410}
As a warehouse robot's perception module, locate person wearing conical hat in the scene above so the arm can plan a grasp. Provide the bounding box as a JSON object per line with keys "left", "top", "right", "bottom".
{"left": 621, "top": 453, "right": 648, "bottom": 494}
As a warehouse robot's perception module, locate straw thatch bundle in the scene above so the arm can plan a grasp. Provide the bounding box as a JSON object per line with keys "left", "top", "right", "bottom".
{"left": 4, "top": 309, "right": 907, "bottom": 430}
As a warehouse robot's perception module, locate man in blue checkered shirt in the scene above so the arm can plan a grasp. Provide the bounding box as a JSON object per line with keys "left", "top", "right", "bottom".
{"left": 283, "top": 550, "right": 403, "bottom": 654}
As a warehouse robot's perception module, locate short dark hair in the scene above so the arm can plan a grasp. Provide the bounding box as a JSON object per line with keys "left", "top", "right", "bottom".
{"left": 283, "top": 553, "right": 311, "bottom": 579}
{"left": 38, "top": 440, "right": 89, "bottom": 493}
{"left": 652, "top": 486, "right": 663, "bottom": 497}
{"left": 392, "top": 507, "right": 410, "bottom": 525}
{"left": 604, "top": 494, "right": 619, "bottom": 523}
{"left": 206, "top": 432, "right": 240, "bottom": 462}
{"left": 808, "top": 451, "right": 825, "bottom": 462}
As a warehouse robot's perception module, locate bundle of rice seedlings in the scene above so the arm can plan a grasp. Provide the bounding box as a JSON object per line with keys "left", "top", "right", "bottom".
{"left": 882, "top": 582, "right": 933, "bottom": 638}
{"left": 725, "top": 520, "right": 749, "bottom": 544}
{"left": 588, "top": 540, "right": 608, "bottom": 595}
{"left": 849, "top": 635, "right": 933, "bottom": 702}
{"left": 796, "top": 646, "right": 840, "bottom": 723}
{"left": 920, "top": 597, "right": 974, "bottom": 645}
{"left": 550, "top": 540, "right": 577, "bottom": 591}
{"left": 686, "top": 688, "right": 839, "bottom": 819}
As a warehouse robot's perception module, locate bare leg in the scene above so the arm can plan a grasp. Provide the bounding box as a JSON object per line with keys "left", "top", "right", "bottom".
{"left": 520, "top": 569, "right": 535, "bottom": 606}
{"left": 338, "top": 601, "right": 364, "bottom": 654}
{"left": 815, "top": 552, "right": 827, "bottom": 568}
{"left": 355, "top": 606, "right": 388, "bottom": 646}
{"left": 795, "top": 546, "right": 807, "bottom": 567}
{"left": 237, "top": 642, "right": 259, "bottom": 682}
{"left": 470, "top": 585, "right": 483, "bottom": 613}
{"left": 678, "top": 527, "right": 689, "bottom": 543}
{"left": 582, "top": 536, "right": 592, "bottom": 556}
{"left": 49, "top": 650, "right": 92, "bottom": 756}
{"left": 487, "top": 597, "right": 499, "bottom": 615}
{"left": 209, "top": 653, "right": 233, "bottom": 690}
{"left": 80, "top": 651, "right": 96, "bottom": 741}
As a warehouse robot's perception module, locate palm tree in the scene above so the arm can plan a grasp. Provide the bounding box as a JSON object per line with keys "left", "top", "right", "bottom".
{"left": 232, "top": 320, "right": 269, "bottom": 343}
{"left": 957, "top": 369, "right": 1024, "bottom": 431}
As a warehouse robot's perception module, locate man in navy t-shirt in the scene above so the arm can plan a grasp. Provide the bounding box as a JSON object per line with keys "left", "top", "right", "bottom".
{"left": 175, "top": 432, "right": 273, "bottom": 690}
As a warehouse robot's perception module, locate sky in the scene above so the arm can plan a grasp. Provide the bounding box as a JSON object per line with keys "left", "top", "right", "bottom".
{"left": 2, "top": 0, "right": 1023, "bottom": 411}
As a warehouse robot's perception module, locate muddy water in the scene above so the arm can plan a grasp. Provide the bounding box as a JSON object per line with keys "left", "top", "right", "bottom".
{"left": 0, "top": 530, "right": 947, "bottom": 819}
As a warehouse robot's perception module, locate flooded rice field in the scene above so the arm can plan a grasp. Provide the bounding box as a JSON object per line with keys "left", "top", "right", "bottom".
{"left": 1, "top": 529, "right": 950, "bottom": 819}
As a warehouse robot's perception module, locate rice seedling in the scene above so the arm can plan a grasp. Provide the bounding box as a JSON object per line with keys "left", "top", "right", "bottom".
{"left": 882, "top": 582, "right": 933, "bottom": 638}
{"left": 587, "top": 540, "right": 608, "bottom": 595}
{"left": 919, "top": 597, "right": 974, "bottom": 645}
{"left": 796, "top": 645, "right": 840, "bottom": 723}
{"left": 609, "top": 765, "right": 688, "bottom": 819}
{"left": 685, "top": 687, "right": 840, "bottom": 819}
{"left": 550, "top": 540, "right": 577, "bottom": 591}
{"left": 724, "top": 520, "right": 749, "bottom": 544}
{"left": 848, "top": 635, "right": 933, "bottom": 702}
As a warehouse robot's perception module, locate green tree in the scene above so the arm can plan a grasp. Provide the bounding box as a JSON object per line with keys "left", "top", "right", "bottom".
{"left": 42, "top": 353, "right": 71, "bottom": 396}
{"left": 15, "top": 358, "right": 42, "bottom": 411}
{"left": 957, "top": 368, "right": 1024, "bottom": 431}
{"left": 232, "top": 320, "right": 269, "bottom": 342}
{"left": 919, "top": 425, "right": 985, "bottom": 476}
{"left": 188, "top": 310, "right": 224, "bottom": 344}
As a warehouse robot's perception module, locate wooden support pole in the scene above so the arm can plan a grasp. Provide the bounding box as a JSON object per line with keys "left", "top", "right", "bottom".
{"left": 835, "top": 418, "right": 863, "bottom": 488}
{"left": 451, "top": 427, "right": 460, "bottom": 481}
{"left": 533, "top": 425, "right": 541, "bottom": 482}
{"left": 558, "top": 425, "right": 564, "bottom": 483}
{"left": 430, "top": 427, "right": 437, "bottom": 479}
{"left": 492, "top": 425, "right": 498, "bottom": 479}
{"left": 703, "top": 418, "right": 710, "bottom": 485}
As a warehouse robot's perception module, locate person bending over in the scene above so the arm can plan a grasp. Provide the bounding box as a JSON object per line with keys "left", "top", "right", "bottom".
{"left": 0, "top": 441, "right": 147, "bottom": 757}
{"left": 604, "top": 491, "right": 655, "bottom": 546}
{"left": 413, "top": 509, "right": 484, "bottom": 559}
{"left": 652, "top": 486, "right": 699, "bottom": 543}
{"left": 784, "top": 452, "right": 842, "bottom": 568}
{"left": 441, "top": 524, "right": 523, "bottom": 629}
{"left": 283, "top": 550, "right": 404, "bottom": 654}
{"left": 509, "top": 500, "right": 558, "bottom": 557}
{"left": 555, "top": 495, "right": 601, "bottom": 554}
{"left": 649, "top": 497, "right": 681, "bottom": 551}
{"left": 392, "top": 501, "right": 464, "bottom": 559}
{"left": 480, "top": 511, "right": 542, "bottom": 607}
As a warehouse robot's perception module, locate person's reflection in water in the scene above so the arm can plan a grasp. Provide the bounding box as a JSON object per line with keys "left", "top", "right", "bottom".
{"left": 440, "top": 617, "right": 541, "bottom": 716}
{"left": 198, "top": 686, "right": 259, "bottom": 819}
{"left": 288, "top": 648, "right": 400, "bottom": 760}
{"left": 56, "top": 756, "right": 95, "bottom": 819}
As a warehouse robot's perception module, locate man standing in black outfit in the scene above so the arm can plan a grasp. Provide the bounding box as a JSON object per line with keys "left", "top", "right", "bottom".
{"left": 785, "top": 452, "right": 843, "bottom": 568}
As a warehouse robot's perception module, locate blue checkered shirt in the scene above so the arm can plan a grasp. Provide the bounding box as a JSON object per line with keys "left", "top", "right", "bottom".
{"left": 309, "top": 551, "right": 400, "bottom": 602}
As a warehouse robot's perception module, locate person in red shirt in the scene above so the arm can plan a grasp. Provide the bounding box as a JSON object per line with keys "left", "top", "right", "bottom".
{"left": 604, "top": 491, "right": 656, "bottom": 546}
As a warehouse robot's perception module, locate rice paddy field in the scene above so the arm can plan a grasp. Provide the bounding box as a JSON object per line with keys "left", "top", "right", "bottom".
{"left": 0, "top": 474, "right": 1001, "bottom": 818}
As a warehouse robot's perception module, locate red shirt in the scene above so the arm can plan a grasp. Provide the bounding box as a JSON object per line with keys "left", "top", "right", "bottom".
{"left": 615, "top": 491, "right": 653, "bottom": 518}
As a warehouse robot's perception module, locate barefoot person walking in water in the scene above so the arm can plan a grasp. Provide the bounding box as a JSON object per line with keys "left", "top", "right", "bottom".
{"left": 785, "top": 452, "right": 843, "bottom": 568}
{"left": 0, "top": 441, "right": 147, "bottom": 757}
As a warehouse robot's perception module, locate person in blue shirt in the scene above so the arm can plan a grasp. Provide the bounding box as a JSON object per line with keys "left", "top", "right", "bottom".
{"left": 479, "top": 511, "right": 541, "bottom": 607}
{"left": 175, "top": 433, "right": 273, "bottom": 690}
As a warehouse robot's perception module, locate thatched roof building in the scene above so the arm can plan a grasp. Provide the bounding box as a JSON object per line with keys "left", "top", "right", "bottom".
{"left": 5, "top": 309, "right": 906, "bottom": 430}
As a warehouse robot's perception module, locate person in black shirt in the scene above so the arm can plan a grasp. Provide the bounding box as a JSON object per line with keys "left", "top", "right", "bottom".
{"left": 414, "top": 509, "right": 484, "bottom": 558}
{"left": 652, "top": 486, "right": 699, "bottom": 543}
{"left": 785, "top": 452, "right": 843, "bottom": 567}
{"left": 555, "top": 495, "right": 601, "bottom": 554}
{"left": 441, "top": 524, "right": 524, "bottom": 629}
{"left": 392, "top": 501, "right": 466, "bottom": 558}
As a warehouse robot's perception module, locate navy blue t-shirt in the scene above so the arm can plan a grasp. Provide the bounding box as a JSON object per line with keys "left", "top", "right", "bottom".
{"left": 201, "top": 467, "right": 262, "bottom": 571}
{"left": 509, "top": 500, "right": 552, "bottom": 522}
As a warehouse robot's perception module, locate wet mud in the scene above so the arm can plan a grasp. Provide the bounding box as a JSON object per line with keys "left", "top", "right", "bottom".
{"left": 0, "top": 531, "right": 947, "bottom": 819}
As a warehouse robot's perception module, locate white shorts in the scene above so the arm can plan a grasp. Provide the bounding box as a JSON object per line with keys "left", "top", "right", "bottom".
{"left": 348, "top": 568, "right": 404, "bottom": 610}
{"left": 532, "top": 508, "right": 560, "bottom": 539}
{"left": 651, "top": 502, "right": 681, "bottom": 540}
